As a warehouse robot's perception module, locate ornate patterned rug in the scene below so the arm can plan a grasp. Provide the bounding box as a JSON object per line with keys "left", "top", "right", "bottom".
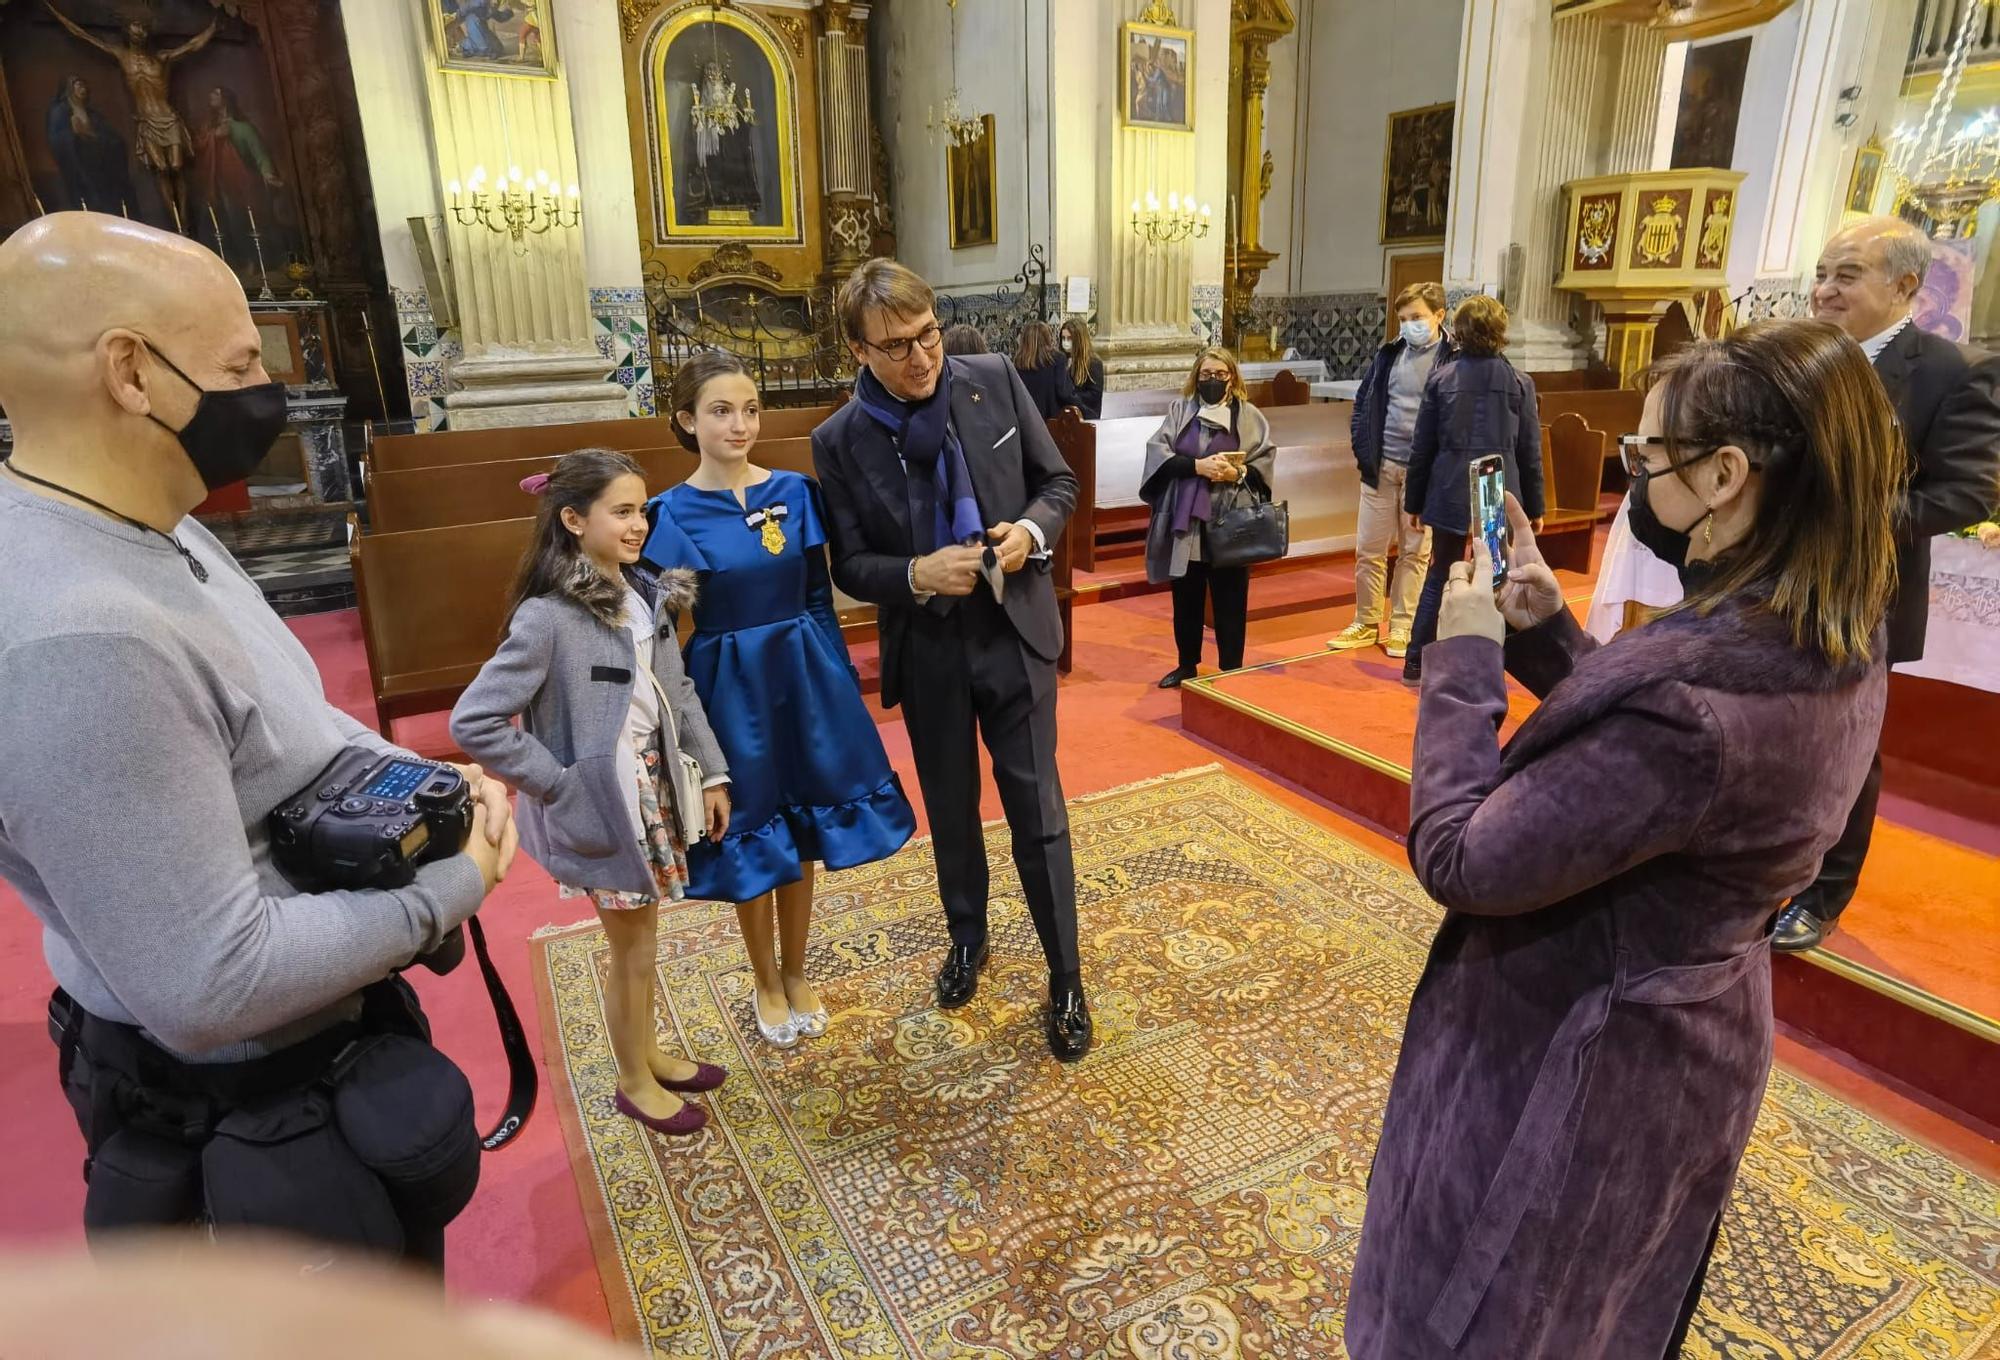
{"left": 531, "top": 767, "right": 2000, "bottom": 1358}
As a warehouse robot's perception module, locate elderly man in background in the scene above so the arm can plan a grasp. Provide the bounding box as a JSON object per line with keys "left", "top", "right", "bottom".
{"left": 0, "top": 213, "right": 514, "bottom": 1259}
{"left": 1773, "top": 215, "right": 2000, "bottom": 951}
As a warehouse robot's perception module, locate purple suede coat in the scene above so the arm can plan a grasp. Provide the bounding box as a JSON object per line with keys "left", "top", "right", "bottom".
{"left": 1346, "top": 598, "right": 1886, "bottom": 1359}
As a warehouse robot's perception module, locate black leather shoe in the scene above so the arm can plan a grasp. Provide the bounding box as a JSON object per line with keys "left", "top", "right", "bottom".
{"left": 1047, "top": 988, "right": 1094, "bottom": 1062}
{"left": 1158, "top": 666, "right": 1197, "bottom": 689}
{"left": 935, "top": 942, "right": 989, "bottom": 1010}
{"left": 1771, "top": 902, "right": 1824, "bottom": 953}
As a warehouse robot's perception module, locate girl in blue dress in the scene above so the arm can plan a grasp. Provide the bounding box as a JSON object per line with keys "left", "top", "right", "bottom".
{"left": 645, "top": 351, "right": 916, "bottom": 1048}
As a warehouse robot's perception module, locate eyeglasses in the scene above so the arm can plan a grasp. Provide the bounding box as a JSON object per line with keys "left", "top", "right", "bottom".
{"left": 863, "top": 325, "right": 944, "bottom": 362}
{"left": 1617, "top": 435, "right": 1762, "bottom": 479}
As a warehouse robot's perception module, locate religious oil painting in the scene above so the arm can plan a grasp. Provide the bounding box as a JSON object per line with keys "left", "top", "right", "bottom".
{"left": 947, "top": 115, "right": 997, "bottom": 250}
{"left": 1669, "top": 37, "right": 1750, "bottom": 170}
{"left": 5, "top": 0, "right": 304, "bottom": 273}
{"left": 1121, "top": 21, "right": 1193, "bottom": 133}
{"left": 1382, "top": 102, "right": 1453, "bottom": 245}
{"left": 648, "top": 7, "right": 799, "bottom": 241}
{"left": 430, "top": 0, "right": 556, "bottom": 78}
{"left": 1846, "top": 138, "right": 1885, "bottom": 215}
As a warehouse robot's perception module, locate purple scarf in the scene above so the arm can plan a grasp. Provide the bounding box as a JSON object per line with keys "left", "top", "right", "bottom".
{"left": 1168, "top": 408, "right": 1241, "bottom": 532}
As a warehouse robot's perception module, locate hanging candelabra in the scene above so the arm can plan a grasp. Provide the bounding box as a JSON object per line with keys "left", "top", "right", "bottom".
{"left": 690, "top": 1, "right": 755, "bottom": 136}
{"left": 1887, "top": 0, "right": 2000, "bottom": 228}
{"left": 446, "top": 165, "right": 582, "bottom": 253}
{"left": 927, "top": 0, "right": 988, "bottom": 148}
{"left": 1130, "top": 188, "right": 1211, "bottom": 245}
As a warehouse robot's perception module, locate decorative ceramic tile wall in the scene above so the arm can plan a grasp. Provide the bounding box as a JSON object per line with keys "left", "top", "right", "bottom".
{"left": 1192, "top": 283, "right": 1225, "bottom": 346}
{"left": 590, "top": 286, "right": 654, "bottom": 418}
{"left": 1242, "top": 291, "right": 1389, "bottom": 381}
{"left": 391, "top": 285, "right": 456, "bottom": 431}
{"left": 1742, "top": 276, "right": 1810, "bottom": 322}
{"left": 934, "top": 281, "right": 1086, "bottom": 359}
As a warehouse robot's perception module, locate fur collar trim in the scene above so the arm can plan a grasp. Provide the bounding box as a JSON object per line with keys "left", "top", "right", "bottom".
{"left": 1501, "top": 595, "right": 1881, "bottom": 775}
{"left": 555, "top": 560, "right": 698, "bottom": 630}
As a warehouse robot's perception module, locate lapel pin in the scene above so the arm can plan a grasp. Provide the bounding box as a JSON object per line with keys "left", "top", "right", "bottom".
{"left": 971, "top": 391, "right": 982, "bottom": 403}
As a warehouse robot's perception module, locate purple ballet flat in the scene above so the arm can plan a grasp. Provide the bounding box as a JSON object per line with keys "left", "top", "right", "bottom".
{"left": 614, "top": 1089, "right": 708, "bottom": 1136}
{"left": 658, "top": 1062, "right": 728, "bottom": 1094}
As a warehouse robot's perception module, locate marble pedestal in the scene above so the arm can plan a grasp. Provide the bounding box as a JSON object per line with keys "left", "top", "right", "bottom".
{"left": 444, "top": 351, "right": 629, "bottom": 430}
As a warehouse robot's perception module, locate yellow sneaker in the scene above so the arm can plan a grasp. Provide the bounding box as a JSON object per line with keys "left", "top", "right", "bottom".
{"left": 1327, "top": 621, "right": 1379, "bottom": 651}
{"left": 1385, "top": 632, "right": 1411, "bottom": 659}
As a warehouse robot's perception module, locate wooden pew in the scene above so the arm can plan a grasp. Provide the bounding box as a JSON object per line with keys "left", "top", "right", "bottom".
{"left": 1271, "top": 369, "right": 1313, "bottom": 407}
{"left": 349, "top": 514, "right": 534, "bottom": 738}
{"left": 367, "top": 400, "right": 843, "bottom": 474}
{"left": 1048, "top": 409, "right": 1099, "bottom": 573}
{"left": 1536, "top": 411, "right": 1608, "bottom": 574}
{"left": 365, "top": 435, "right": 819, "bottom": 533}
{"left": 1532, "top": 388, "right": 1644, "bottom": 447}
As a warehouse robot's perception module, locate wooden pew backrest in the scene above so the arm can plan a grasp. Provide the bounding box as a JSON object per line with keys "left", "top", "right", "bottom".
{"left": 1546, "top": 412, "right": 1607, "bottom": 515}
{"left": 368, "top": 399, "right": 843, "bottom": 474}
{"left": 1533, "top": 388, "right": 1644, "bottom": 446}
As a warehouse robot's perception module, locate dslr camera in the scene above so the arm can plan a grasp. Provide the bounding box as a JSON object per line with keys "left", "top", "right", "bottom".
{"left": 271, "top": 748, "right": 474, "bottom": 971}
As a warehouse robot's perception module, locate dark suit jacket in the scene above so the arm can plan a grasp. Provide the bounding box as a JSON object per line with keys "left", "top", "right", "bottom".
{"left": 1873, "top": 324, "right": 2000, "bottom": 663}
{"left": 812, "top": 353, "right": 1078, "bottom": 709}
{"left": 1014, "top": 357, "right": 1081, "bottom": 422}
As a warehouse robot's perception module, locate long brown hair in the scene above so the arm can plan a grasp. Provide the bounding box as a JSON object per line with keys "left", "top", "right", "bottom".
{"left": 1060, "top": 317, "right": 1097, "bottom": 388}
{"left": 504, "top": 448, "right": 647, "bottom": 625}
{"left": 1181, "top": 345, "right": 1247, "bottom": 402}
{"left": 1648, "top": 319, "right": 1900, "bottom": 665}
{"left": 668, "top": 348, "right": 755, "bottom": 454}
{"left": 1013, "top": 321, "right": 1059, "bottom": 371}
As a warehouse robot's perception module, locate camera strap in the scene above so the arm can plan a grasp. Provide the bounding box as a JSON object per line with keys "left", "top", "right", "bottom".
{"left": 464, "top": 916, "right": 537, "bottom": 1152}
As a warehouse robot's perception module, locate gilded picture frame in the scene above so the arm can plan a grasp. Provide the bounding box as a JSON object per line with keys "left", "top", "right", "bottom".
{"left": 947, "top": 116, "right": 998, "bottom": 249}
{"left": 1121, "top": 20, "right": 1194, "bottom": 133}
{"left": 1846, "top": 138, "right": 1885, "bottom": 216}
{"left": 1381, "top": 102, "right": 1454, "bottom": 246}
{"left": 646, "top": 5, "right": 801, "bottom": 243}
{"left": 429, "top": 0, "right": 558, "bottom": 79}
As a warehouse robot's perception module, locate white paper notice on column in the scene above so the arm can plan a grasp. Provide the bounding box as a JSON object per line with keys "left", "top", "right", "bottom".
{"left": 1067, "top": 276, "right": 1092, "bottom": 313}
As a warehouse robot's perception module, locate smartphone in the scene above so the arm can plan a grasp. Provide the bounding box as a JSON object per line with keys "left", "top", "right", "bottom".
{"left": 1469, "top": 454, "right": 1510, "bottom": 587}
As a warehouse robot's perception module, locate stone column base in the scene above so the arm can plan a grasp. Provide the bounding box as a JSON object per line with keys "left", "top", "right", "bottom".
{"left": 1098, "top": 327, "right": 1201, "bottom": 392}
{"left": 443, "top": 351, "right": 630, "bottom": 430}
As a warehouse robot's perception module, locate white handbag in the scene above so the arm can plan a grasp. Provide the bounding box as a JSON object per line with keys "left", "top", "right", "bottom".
{"left": 645, "top": 667, "right": 709, "bottom": 843}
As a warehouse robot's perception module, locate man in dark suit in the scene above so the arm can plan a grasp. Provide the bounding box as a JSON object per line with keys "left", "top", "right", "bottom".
{"left": 812, "top": 259, "right": 1092, "bottom": 1060}
{"left": 1775, "top": 216, "right": 2000, "bottom": 951}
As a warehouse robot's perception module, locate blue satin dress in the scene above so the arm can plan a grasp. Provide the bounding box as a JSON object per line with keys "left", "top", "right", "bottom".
{"left": 642, "top": 470, "right": 915, "bottom": 902}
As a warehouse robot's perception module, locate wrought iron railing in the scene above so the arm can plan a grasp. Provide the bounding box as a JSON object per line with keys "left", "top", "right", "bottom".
{"left": 934, "top": 244, "right": 1055, "bottom": 357}
{"left": 1909, "top": 0, "right": 2000, "bottom": 76}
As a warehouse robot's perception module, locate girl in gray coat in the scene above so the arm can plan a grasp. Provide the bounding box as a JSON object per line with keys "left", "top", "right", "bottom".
{"left": 452, "top": 450, "right": 731, "bottom": 1138}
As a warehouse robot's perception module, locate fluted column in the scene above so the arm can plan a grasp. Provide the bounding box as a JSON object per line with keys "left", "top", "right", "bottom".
{"left": 426, "top": 48, "right": 624, "bottom": 427}
{"left": 819, "top": 0, "right": 878, "bottom": 284}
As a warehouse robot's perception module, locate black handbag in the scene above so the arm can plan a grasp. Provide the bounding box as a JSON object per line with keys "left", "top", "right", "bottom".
{"left": 1206, "top": 479, "right": 1289, "bottom": 569}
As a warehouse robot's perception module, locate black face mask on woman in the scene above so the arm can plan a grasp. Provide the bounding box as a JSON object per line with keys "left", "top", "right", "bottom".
{"left": 1626, "top": 446, "right": 1722, "bottom": 570}
{"left": 144, "top": 344, "right": 289, "bottom": 490}
{"left": 1196, "top": 377, "right": 1230, "bottom": 406}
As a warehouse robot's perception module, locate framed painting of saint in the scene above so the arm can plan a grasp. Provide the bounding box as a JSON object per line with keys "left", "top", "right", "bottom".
{"left": 647, "top": 7, "right": 799, "bottom": 241}
{"left": 430, "top": 0, "right": 556, "bottom": 78}
{"left": 1121, "top": 21, "right": 1193, "bottom": 133}
{"left": 947, "top": 116, "right": 997, "bottom": 249}
{"left": 1670, "top": 38, "right": 1750, "bottom": 171}
{"left": 1382, "top": 102, "right": 1453, "bottom": 245}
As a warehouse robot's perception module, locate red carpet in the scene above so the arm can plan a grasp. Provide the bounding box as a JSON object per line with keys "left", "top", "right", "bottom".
{"left": 3, "top": 566, "right": 1995, "bottom": 1330}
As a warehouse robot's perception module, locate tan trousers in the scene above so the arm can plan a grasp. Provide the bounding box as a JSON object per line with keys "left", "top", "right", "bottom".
{"left": 1353, "top": 460, "right": 1432, "bottom": 633}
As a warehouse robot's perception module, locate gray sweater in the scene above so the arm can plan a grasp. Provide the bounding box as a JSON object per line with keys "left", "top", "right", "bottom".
{"left": 0, "top": 476, "right": 485, "bottom": 1061}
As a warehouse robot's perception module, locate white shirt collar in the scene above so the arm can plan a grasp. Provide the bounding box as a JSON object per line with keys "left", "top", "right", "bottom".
{"left": 1861, "top": 312, "right": 1913, "bottom": 363}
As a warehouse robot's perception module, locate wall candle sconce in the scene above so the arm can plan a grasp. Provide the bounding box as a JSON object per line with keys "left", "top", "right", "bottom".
{"left": 445, "top": 164, "right": 582, "bottom": 253}
{"left": 1130, "top": 188, "right": 1211, "bottom": 244}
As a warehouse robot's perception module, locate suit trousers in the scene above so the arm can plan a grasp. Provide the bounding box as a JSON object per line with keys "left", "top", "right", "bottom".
{"left": 898, "top": 592, "right": 1082, "bottom": 983}
{"left": 1801, "top": 746, "right": 1883, "bottom": 925}
{"left": 1353, "top": 461, "right": 1432, "bottom": 634}
{"left": 1172, "top": 559, "right": 1250, "bottom": 672}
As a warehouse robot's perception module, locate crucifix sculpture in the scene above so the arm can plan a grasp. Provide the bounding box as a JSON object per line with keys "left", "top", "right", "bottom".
{"left": 42, "top": 1, "right": 218, "bottom": 231}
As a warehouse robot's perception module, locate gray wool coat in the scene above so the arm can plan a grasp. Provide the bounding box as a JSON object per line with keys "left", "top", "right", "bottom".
{"left": 1346, "top": 595, "right": 1886, "bottom": 1359}
{"left": 1138, "top": 396, "right": 1277, "bottom": 585}
{"left": 450, "top": 563, "right": 727, "bottom": 897}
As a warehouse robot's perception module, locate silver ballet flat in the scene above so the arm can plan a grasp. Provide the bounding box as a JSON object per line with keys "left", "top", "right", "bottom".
{"left": 791, "top": 1006, "right": 829, "bottom": 1039}
{"left": 755, "top": 1006, "right": 799, "bottom": 1049}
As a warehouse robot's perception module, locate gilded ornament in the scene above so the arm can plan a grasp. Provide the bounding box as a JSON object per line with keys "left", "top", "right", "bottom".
{"left": 1699, "top": 194, "right": 1733, "bottom": 268}
{"left": 1577, "top": 199, "right": 1616, "bottom": 265}
{"left": 1637, "top": 194, "right": 1685, "bottom": 265}
{"left": 619, "top": 0, "right": 664, "bottom": 43}
{"left": 760, "top": 517, "right": 786, "bottom": 555}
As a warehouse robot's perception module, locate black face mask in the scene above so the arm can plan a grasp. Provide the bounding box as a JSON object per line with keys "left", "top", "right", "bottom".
{"left": 1626, "top": 449, "right": 1721, "bottom": 571}
{"left": 1196, "top": 377, "right": 1229, "bottom": 406}
{"left": 144, "top": 345, "right": 289, "bottom": 491}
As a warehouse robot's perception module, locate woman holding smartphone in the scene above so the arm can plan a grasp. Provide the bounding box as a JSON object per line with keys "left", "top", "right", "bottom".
{"left": 1400, "top": 295, "right": 1544, "bottom": 684}
{"left": 1140, "top": 346, "right": 1277, "bottom": 688}
{"left": 1347, "top": 320, "right": 1900, "bottom": 1359}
